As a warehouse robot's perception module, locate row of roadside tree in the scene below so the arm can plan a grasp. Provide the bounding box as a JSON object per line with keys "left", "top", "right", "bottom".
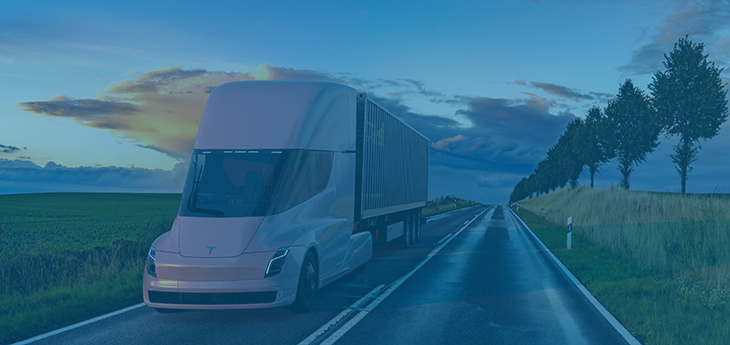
{"left": 510, "top": 36, "right": 728, "bottom": 203}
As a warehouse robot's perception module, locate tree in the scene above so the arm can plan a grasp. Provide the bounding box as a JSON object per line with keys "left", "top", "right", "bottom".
{"left": 510, "top": 177, "right": 528, "bottom": 203}
{"left": 604, "top": 79, "right": 661, "bottom": 190}
{"left": 557, "top": 119, "right": 585, "bottom": 188}
{"left": 572, "top": 106, "right": 614, "bottom": 188}
{"left": 649, "top": 36, "right": 729, "bottom": 195}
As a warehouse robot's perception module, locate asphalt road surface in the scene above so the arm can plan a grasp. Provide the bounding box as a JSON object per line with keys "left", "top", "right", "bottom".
{"left": 20, "top": 205, "right": 634, "bottom": 345}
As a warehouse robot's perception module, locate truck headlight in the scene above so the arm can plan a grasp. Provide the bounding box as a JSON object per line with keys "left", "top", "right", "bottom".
{"left": 265, "top": 247, "right": 290, "bottom": 277}
{"left": 147, "top": 246, "right": 157, "bottom": 278}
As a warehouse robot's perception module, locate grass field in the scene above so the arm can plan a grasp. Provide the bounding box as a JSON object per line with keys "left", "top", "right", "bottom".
{"left": 421, "top": 195, "right": 479, "bottom": 217}
{"left": 517, "top": 187, "right": 730, "bottom": 288}
{"left": 514, "top": 188, "right": 730, "bottom": 345}
{"left": 0, "top": 192, "right": 467, "bottom": 344}
{"left": 0, "top": 193, "right": 180, "bottom": 344}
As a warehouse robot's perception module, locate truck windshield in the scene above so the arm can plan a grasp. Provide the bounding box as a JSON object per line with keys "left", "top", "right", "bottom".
{"left": 179, "top": 149, "right": 333, "bottom": 217}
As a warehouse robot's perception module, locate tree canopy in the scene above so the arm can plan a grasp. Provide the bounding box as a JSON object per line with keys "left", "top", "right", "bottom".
{"left": 649, "top": 36, "right": 729, "bottom": 195}
{"left": 604, "top": 79, "right": 661, "bottom": 190}
{"left": 572, "top": 106, "right": 613, "bottom": 188}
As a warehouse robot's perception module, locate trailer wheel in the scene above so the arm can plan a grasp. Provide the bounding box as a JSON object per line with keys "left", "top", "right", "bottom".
{"left": 410, "top": 214, "right": 416, "bottom": 244}
{"left": 415, "top": 213, "right": 421, "bottom": 242}
{"left": 291, "top": 251, "right": 317, "bottom": 312}
{"left": 403, "top": 215, "right": 414, "bottom": 247}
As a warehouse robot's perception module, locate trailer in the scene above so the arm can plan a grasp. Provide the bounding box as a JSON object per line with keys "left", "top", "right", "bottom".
{"left": 356, "top": 93, "right": 429, "bottom": 244}
{"left": 143, "top": 81, "right": 428, "bottom": 312}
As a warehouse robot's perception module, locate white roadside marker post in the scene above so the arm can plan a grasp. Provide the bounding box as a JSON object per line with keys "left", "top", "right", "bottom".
{"left": 567, "top": 216, "right": 572, "bottom": 249}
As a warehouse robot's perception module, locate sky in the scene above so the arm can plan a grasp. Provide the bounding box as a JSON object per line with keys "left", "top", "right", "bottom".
{"left": 1, "top": 0, "right": 730, "bottom": 204}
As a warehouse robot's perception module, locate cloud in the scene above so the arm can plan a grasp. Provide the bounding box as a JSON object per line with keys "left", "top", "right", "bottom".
{"left": 529, "top": 81, "right": 594, "bottom": 101}
{"left": 510, "top": 79, "right": 613, "bottom": 111}
{"left": 589, "top": 91, "right": 614, "bottom": 102}
{"left": 18, "top": 67, "right": 251, "bottom": 161}
{"left": 364, "top": 91, "right": 576, "bottom": 203}
{"left": 14, "top": 64, "right": 578, "bottom": 203}
{"left": 432, "top": 134, "right": 468, "bottom": 151}
{"left": 454, "top": 95, "right": 575, "bottom": 162}
{"left": 17, "top": 96, "right": 139, "bottom": 119}
{"left": 17, "top": 65, "right": 451, "bottom": 162}
{"left": 619, "top": 0, "right": 730, "bottom": 75}
{"left": 398, "top": 78, "right": 447, "bottom": 101}
{"left": 0, "top": 159, "right": 187, "bottom": 194}
{"left": 106, "top": 68, "right": 209, "bottom": 94}
{"left": 0, "top": 144, "right": 21, "bottom": 153}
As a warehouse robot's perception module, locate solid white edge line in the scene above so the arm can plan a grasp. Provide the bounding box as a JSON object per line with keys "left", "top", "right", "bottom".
{"left": 507, "top": 208, "right": 641, "bottom": 345}
{"left": 296, "top": 284, "right": 386, "bottom": 345}
{"left": 436, "top": 233, "right": 453, "bottom": 245}
{"left": 13, "top": 303, "right": 145, "bottom": 345}
{"left": 317, "top": 206, "right": 492, "bottom": 345}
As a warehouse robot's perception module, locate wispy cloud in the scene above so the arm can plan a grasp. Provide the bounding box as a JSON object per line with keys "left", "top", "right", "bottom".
{"left": 398, "top": 78, "right": 447, "bottom": 101}
{"left": 0, "top": 144, "right": 21, "bottom": 154}
{"left": 17, "top": 96, "right": 140, "bottom": 130}
{"left": 432, "top": 134, "right": 468, "bottom": 152}
{"left": 529, "top": 81, "right": 594, "bottom": 101}
{"left": 619, "top": 0, "right": 730, "bottom": 75}
{"left": 511, "top": 79, "right": 612, "bottom": 107}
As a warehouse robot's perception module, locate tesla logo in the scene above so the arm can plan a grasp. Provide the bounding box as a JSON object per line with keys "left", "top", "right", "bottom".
{"left": 207, "top": 246, "right": 216, "bottom": 255}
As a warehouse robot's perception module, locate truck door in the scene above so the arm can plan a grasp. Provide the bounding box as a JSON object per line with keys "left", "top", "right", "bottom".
{"left": 315, "top": 153, "right": 352, "bottom": 275}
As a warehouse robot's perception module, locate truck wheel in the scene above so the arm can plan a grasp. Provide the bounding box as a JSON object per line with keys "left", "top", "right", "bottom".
{"left": 403, "top": 215, "right": 413, "bottom": 247}
{"left": 290, "top": 251, "right": 317, "bottom": 312}
{"left": 408, "top": 215, "right": 416, "bottom": 245}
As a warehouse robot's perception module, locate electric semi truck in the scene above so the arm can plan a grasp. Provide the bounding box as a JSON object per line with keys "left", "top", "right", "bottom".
{"left": 143, "top": 81, "right": 429, "bottom": 312}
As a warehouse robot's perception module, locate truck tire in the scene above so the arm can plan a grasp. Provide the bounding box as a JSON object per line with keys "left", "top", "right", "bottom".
{"left": 290, "top": 251, "right": 317, "bottom": 312}
{"left": 405, "top": 214, "right": 415, "bottom": 247}
{"left": 408, "top": 215, "right": 416, "bottom": 245}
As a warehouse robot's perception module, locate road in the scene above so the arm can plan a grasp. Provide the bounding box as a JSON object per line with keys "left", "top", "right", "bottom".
{"left": 21, "top": 205, "right": 635, "bottom": 345}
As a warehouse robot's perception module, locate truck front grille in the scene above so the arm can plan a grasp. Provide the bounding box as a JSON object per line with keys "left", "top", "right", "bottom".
{"left": 148, "top": 290, "right": 277, "bottom": 305}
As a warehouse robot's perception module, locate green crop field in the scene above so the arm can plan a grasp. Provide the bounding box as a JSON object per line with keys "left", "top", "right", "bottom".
{"left": 0, "top": 193, "right": 180, "bottom": 344}
{"left": 0, "top": 192, "right": 465, "bottom": 344}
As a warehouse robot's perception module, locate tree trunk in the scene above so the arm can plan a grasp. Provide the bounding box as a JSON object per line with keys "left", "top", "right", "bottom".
{"left": 672, "top": 137, "right": 696, "bottom": 196}
{"left": 589, "top": 164, "right": 597, "bottom": 188}
{"left": 618, "top": 160, "right": 632, "bottom": 190}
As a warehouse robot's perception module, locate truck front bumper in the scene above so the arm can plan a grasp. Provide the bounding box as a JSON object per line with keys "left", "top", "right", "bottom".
{"left": 143, "top": 247, "right": 305, "bottom": 310}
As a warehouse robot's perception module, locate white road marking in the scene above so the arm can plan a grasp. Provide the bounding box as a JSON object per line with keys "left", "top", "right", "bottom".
{"left": 436, "top": 233, "right": 453, "bottom": 245}
{"left": 296, "top": 284, "right": 386, "bottom": 345}
{"left": 13, "top": 303, "right": 145, "bottom": 345}
{"left": 302, "top": 206, "right": 491, "bottom": 345}
{"left": 17, "top": 207, "right": 491, "bottom": 345}
{"left": 507, "top": 208, "right": 641, "bottom": 345}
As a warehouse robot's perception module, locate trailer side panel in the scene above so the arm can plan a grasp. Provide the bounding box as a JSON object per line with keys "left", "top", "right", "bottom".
{"left": 358, "top": 95, "right": 429, "bottom": 219}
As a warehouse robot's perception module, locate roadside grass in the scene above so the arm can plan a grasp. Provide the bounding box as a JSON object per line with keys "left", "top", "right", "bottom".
{"left": 516, "top": 187, "right": 730, "bottom": 288}
{"left": 421, "top": 196, "right": 479, "bottom": 217}
{"left": 513, "top": 193, "right": 730, "bottom": 345}
{"left": 0, "top": 193, "right": 179, "bottom": 345}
